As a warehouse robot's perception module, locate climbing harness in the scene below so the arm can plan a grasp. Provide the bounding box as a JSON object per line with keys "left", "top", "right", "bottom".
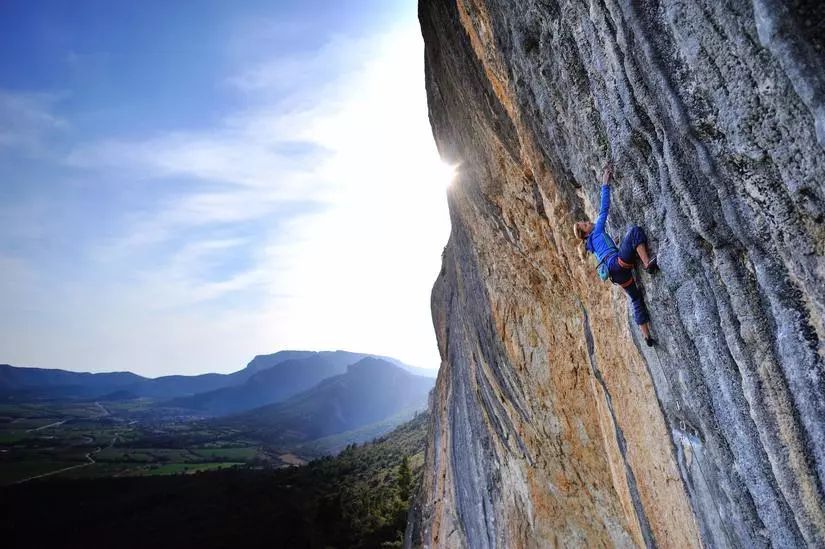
{"left": 618, "top": 275, "right": 636, "bottom": 289}
{"left": 617, "top": 256, "right": 634, "bottom": 270}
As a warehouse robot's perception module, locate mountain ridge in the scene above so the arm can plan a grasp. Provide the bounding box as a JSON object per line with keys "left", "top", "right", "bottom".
{"left": 221, "top": 357, "right": 433, "bottom": 448}
{"left": 0, "top": 350, "right": 436, "bottom": 403}
{"left": 168, "top": 353, "right": 360, "bottom": 416}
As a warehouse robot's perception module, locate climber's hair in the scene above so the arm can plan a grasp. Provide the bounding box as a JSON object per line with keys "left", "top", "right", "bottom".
{"left": 572, "top": 221, "right": 588, "bottom": 240}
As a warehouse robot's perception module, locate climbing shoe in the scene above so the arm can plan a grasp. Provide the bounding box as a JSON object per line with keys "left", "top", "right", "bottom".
{"left": 645, "top": 257, "right": 659, "bottom": 274}
{"left": 645, "top": 336, "right": 657, "bottom": 347}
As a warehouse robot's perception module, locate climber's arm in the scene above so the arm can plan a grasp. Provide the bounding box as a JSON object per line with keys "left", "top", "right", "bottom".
{"left": 593, "top": 165, "right": 612, "bottom": 233}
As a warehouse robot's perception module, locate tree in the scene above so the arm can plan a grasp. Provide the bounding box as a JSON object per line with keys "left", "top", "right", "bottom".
{"left": 398, "top": 456, "right": 411, "bottom": 503}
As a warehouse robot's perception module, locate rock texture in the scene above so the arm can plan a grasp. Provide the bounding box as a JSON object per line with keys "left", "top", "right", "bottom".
{"left": 407, "top": 1, "right": 825, "bottom": 547}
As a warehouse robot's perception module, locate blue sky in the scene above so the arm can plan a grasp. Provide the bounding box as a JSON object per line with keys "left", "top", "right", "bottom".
{"left": 0, "top": 1, "right": 451, "bottom": 376}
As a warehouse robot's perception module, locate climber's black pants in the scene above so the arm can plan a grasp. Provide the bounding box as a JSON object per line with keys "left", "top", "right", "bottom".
{"left": 608, "top": 226, "right": 650, "bottom": 325}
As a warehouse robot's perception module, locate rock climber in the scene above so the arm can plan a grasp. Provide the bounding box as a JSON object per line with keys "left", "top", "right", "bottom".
{"left": 573, "top": 163, "right": 659, "bottom": 346}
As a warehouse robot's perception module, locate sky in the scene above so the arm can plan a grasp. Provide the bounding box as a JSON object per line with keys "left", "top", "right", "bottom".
{"left": 0, "top": 0, "right": 452, "bottom": 377}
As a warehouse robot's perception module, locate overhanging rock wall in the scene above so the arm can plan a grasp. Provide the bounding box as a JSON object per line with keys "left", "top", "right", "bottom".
{"left": 407, "top": 1, "right": 825, "bottom": 547}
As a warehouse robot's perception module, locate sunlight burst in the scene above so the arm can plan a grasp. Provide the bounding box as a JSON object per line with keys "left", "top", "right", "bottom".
{"left": 420, "top": 159, "right": 459, "bottom": 188}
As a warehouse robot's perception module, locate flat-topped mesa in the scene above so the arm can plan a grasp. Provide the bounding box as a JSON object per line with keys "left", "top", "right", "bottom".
{"left": 407, "top": 1, "right": 825, "bottom": 547}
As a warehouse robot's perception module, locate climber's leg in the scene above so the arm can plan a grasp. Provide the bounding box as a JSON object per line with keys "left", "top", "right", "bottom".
{"left": 620, "top": 277, "right": 649, "bottom": 325}
{"left": 611, "top": 265, "right": 656, "bottom": 345}
{"left": 640, "top": 322, "right": 651, "bottom": 339}
{"left": 622, "top": 278, "right": 656, "bottom": 347}
{"left": 619, "top": 225, "right": 657, "bottom": 272}
{"left": 636, "top": 243, "right": 651, "bottom": 268}
{"left": 618, "top": 225, "right": 646, "bottom": 266}
{"left": 619, "top": 275, "right": 656, "bottom": 345}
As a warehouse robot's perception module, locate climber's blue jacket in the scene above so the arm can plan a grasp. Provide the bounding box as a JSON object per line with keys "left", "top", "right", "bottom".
{"left": 585, "top": 184, "right": 617, "bottom": 262}
{"left": 583, "top": 183, "right": 651, "bottom": 325}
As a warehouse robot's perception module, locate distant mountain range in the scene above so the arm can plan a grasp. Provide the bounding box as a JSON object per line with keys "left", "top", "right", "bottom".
{"left": 1, "top": 351, "right": 435, "bottom": 481}
{"left": 168, "top": 352, "right": 379, "bottom": 416}
{"left": 0, "top": 366, "right": 145, "bottom": 400}
{"left": 0, "top": 350, "right": 435, "bottom": 403}
{"left": 220, "top": 357, "right": 433, "bottom": 448}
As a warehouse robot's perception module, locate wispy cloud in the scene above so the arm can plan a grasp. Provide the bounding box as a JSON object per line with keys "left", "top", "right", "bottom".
{"left": 226, "top": 31, "right": 371, "bottom": 95}
{"left": 66, "top": 131, "right": 329, "bottom": 192}
{"left": 1, "top": 17, "right": 450, "bottom": 376}
{"left": 0, "top": 90, "right": 66, "bottom": 154}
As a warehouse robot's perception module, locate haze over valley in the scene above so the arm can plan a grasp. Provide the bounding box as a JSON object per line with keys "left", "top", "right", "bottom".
{"left": 0, "top": 350, "right": 433, "bottom": 482}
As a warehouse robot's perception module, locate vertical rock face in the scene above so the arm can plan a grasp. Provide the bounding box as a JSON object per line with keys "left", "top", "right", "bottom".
{"left": 407, "top": 1, "right": 825, "bottom": 547}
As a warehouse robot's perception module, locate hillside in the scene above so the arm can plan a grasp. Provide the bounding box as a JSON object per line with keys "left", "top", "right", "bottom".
{"left": 224, "top": 358, "right": 433, "bottom": 445}
{"left": 1, "top": 412, "right": 430, "bottom": 549}
{"left": 410, "top": 1, "right": 825, "bottom": 548}
{"left": 0, "top": 350, "right": 432, "bottom": 403}
{"left": 0, "top": 365, "right": 144, "bottom": 399}
{"left": 167, "top": 354, "right": 350, "bottom": 416}
{"left": 0, "top": 353, "right": 304, "bottom": 400}
{"left": 166, "top": 351, "right": 428, "bottom": 416}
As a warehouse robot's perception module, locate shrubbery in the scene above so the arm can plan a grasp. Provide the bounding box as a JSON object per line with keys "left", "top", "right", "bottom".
{"left": 2, "top": 413, "right": 430, "bottom": 549}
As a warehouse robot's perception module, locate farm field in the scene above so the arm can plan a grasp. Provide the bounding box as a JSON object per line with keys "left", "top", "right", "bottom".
{"left": 2, "top": 412, "right": 430, "bottom": 549}
{"left": 0, "top": 398, "right": 277, "bottom": 485}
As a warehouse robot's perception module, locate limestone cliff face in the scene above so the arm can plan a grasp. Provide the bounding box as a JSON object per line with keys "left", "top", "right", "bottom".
{"left": 407, "top": 1, "right": 825, "bottom": 547}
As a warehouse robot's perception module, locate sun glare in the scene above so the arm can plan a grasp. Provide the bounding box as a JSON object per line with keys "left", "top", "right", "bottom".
{"left": 424, "top": 160, "right": 459, "bottom": 188}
